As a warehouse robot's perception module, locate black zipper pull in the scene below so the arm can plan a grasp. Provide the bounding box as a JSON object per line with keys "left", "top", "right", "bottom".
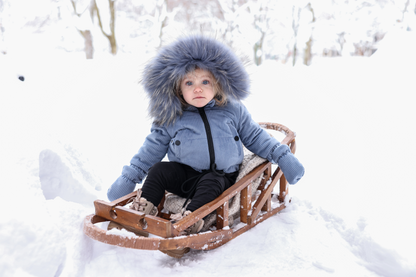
{"left": 197, "top": 108, "right": 224, "bottom": 177}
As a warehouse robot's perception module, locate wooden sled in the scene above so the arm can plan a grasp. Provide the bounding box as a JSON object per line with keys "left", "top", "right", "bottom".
{"left": 83, "top": 122, "right": 296, "bottom": 254}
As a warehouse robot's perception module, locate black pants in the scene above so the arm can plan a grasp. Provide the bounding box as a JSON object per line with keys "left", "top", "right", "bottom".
{"left": 141, "top": 162, "right": 238, "bottom": 212}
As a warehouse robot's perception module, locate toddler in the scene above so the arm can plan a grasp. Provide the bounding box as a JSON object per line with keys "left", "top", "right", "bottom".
{"left": 107, "top": 35, "right": 305, "bottom": 242}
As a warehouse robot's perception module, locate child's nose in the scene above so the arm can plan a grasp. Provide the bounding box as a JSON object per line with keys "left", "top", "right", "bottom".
{"left": 194, "top": 86, "right": 202, "bottom": 93}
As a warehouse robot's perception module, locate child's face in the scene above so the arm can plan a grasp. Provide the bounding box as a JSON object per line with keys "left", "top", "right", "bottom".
{"left": 180, "top": 69, "right": 216, "bottom": 108}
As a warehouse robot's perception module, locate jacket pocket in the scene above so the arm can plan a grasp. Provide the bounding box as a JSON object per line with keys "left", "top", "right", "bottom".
{"left": 168, "top": 128, "right": 210, "bottom": 169}
{"left": 214, "top": 123, "right": 243, "bottom": 168}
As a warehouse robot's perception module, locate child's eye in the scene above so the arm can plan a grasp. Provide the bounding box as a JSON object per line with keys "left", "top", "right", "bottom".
{"left": 185, "top": 81, "right": 193, "bottom": 86}
{"left": 202, "top": 80, "right": 210, "bottom": 85}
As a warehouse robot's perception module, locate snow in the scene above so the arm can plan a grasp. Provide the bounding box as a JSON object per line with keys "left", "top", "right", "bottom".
{"left": 1, "top": 29, "right": 416, "bottom": 277}
{"left": 106, "top": 227, "right": 139, "bottom": 239}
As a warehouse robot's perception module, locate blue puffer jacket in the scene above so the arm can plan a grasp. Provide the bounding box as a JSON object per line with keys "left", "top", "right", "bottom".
{"left": 107, "top": 35, "right": 304, "bottom": 201}
{"left": 107, "top": 100, "right": 304, "bottom": 201}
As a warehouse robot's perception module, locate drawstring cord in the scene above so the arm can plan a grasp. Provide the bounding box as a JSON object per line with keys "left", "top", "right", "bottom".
{"left": 180, "top": 172, "right": 207, "bottom": 212}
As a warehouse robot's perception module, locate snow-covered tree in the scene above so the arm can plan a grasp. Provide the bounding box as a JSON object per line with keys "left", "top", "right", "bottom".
{"left": 70, "top": 0, "right": 117, "bottom": 58}
{"left": 1, "top": 0, "right": 415, "bottom": 63}
{"left": 0, "top": 0, "right": 6, "bottom": 54}
{"left": 70, "top": 0, "right": 95, "bottom": 59}
{"left": 94, "top": 0, "right": 117, "bottom": 55}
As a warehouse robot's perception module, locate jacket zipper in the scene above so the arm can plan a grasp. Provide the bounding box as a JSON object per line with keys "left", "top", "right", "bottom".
{"left": 197, "top": 107, "right": 225, "bottom": 176}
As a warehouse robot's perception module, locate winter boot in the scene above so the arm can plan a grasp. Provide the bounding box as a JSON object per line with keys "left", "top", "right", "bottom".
{"left": 107, "top": 193, "right": 157, "bottom": 237}
{"left": 129, "top": 195, "right": 158, "bottom": 216}
{"left": 160, "top": 210, "right": 204, "bottom": 258}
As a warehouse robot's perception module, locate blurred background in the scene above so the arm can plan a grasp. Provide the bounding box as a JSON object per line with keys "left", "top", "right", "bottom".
{"left": 1, "top": 0, "right": 415, "bottom": 64}
{"left": 1, "top": 2, "right": 416, "bottom": 275}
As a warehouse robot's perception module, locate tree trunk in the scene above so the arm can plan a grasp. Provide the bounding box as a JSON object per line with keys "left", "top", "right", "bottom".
{"left": 303, "top": 37, "right": 312, "bottom": 66}
{"left": 94, "top": 0, "right": 117, "bottom": 55}
{"left": 71, "top": 0, "right": 95, "bottom": 59}
{"left": 291, "top": 5, "right": 300, "bottom": 66}
{"left": 81, "top": 30, "right": 94, "bottom": 59}
{"left": 108, "top": 0, "right": 116, "bottom": 55}
{"left": 253, "top": 33, "right": 264, "bottom": 66}
{"left": 292, "top": 45, "right": 297, "bottom": 66}
{"left": 303, "top": 3, "right": 315, "bottom": 66}
{"left": 158, "top": 0, "right": 168, "bottom": 49}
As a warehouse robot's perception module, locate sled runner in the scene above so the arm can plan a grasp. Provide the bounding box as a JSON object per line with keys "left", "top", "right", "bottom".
{"left": 83, "top": 122, "right": 297, "bottom": 256}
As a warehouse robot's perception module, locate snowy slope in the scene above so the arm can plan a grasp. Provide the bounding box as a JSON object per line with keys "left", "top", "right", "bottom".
{"left": 0, "top": 30, "right": 415, "bottom": 277}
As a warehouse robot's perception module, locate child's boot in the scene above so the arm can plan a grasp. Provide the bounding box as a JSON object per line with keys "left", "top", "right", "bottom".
{"left": 107, "top": 195, "right": 157, "bottom": 237}
{"left": 130, "top": 196, "right": 158, "bottom": 215}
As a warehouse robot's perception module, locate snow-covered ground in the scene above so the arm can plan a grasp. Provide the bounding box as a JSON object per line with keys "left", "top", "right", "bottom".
{"left": 1, "top": 29, "right": 415, "bottom": 277}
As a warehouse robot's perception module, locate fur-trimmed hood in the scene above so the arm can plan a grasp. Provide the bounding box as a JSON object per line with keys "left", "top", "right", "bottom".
{"left": 142, "top": 35, "right": 250, "bottom": 125}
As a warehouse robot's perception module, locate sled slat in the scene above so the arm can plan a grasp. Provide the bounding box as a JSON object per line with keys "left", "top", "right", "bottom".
{"left": 109, "top": 190, "right": 138, "bottom": 207}
{"left": 249, "top": 168, "right": 283, "bottom": 224}
{"left": 240, "top": 184, "right": 251, "bottom": 224}
{"left": 216, "top": 201, "right": 229, "bottom": 229}
{"left": 113, "top": 206, "right": 172, "bottom": 238}
{"left": 94, "top": 190, "right": 138, "bottom": 220}
{"left": 261, "top": 165, "right": 272, "bottom": 212}
{"left": 278, "top": 175, "right": 288, "bottom": 203}
{"left": 262, "top": 194, "right": 272, "bottom": 212}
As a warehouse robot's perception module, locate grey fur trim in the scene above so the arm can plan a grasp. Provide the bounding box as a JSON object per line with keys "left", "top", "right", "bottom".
{"left": 142, "top": 35, "right": 250, "bottom": 125}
